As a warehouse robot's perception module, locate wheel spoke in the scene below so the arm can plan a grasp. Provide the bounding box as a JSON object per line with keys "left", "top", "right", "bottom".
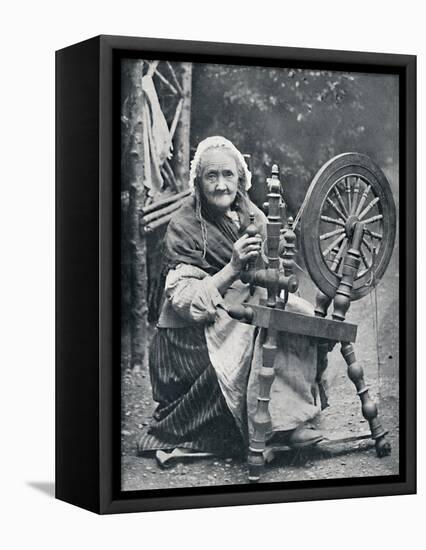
{"left": 326, "top": 196, "right": 347, "bottom": 221}
{"left": 321, "top": 215, "right": 345, "bottom": 227}
{"left": 320, "top": 228, "right": 345, "bottom": 241}
{"left": 367, "top": 230, "right": 383, "bottom": 240}
{"left": 359, "top": 245, "right": 372, "bottom": 269}
{"left": 362, "top": 236, "right": 373, "bottom": 253}
{"left": 363, "top": 214, "right": 383, "bottom": 225}
{"left": 333, "top": 185, "right": 349, "bottom": 217}
{"left": 330, "top": 237, "right": 347, "bottom": 272}
{"left": 345, "top": 177, "right": 352, "bottom": 213}
{"left": 355, "top": 184, "right": 371, "bottom": 216}
{"left": 351, "top": 178, "right": 361, "bottom": 216}
{"left": 300, "top": 153, "right": 395, "bottom": 299}
{"left": 359, "top": 196, "right": 380, "bottom": 220}
{"left": 322, "top": 232, "right": 346, "bottom": 257}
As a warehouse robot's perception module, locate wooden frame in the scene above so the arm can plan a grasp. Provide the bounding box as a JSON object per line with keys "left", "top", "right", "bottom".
{"left": 56, "top": 35, "right": 416, "bottom": 514}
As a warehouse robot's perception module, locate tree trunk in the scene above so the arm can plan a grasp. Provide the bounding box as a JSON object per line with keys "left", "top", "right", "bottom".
{"left": 123, "top": 59, "right": 149, "bottom": 370}
{"left": 173, "top": 62, "right": 192, "bottom": 189}
{"left": 120, "top": 190, "right": 131, "bottom": 369}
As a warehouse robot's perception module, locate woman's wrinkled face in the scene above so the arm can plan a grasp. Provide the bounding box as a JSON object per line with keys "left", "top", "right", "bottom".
{"left": 199, "top": 149, "right": 239, "bottom": 212}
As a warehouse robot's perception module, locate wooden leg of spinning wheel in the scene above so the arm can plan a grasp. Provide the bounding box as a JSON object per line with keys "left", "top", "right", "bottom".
{"left": 341, "top": 343, "right": 391, "bottom": 457}
{"left": 248, "top": 329, "right": 277, "bottom": 482}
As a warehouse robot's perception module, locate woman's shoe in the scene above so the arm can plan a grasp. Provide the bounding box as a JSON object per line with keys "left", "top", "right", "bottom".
{"left": 155, "top": 448, "right": 214, "bottom": 468}
{"left": 288, "top": 425, "right": 325, "bottom": 449}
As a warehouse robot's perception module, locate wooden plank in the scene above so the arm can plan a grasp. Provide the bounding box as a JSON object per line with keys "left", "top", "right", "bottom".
{"left": 140, "top": 196, "right": 185, "bottom": 225}
{"left": 249, "top": 303, "right": 357, "bottom": 342}
{"left": 264, "top": 432, "right": 373, "bottom": 462}
{"left": 140, "top": 188, "right": 191, "bottom": 215}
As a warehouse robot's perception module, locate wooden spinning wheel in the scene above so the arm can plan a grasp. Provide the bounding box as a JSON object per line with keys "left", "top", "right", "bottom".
{"left": 301, "top": 153, "right": 396, "bottom": 300}
{"left": 227, "top": 154, "right": 397, "bottom": 482}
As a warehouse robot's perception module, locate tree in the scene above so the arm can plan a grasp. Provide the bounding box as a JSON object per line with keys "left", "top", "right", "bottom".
{"left": 191, "top": 64, "right": 398, "bottom": 215}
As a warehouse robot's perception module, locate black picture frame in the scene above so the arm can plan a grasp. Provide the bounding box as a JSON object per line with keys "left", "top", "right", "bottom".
{"left": 56, "top": 34, "right": 416, "bottom": 514}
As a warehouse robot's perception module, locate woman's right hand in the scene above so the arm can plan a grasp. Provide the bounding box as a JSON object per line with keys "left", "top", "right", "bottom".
{"left": 230, "top": 233, "right": 262, "bottom": 273}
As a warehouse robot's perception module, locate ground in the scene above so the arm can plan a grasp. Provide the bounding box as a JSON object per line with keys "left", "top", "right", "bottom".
{"left": 121, "top": 249, "right": 399, "bottom": 491}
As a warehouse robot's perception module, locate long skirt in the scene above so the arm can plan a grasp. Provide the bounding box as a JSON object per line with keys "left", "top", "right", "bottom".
{"left": 137, "top": 326, "right": 246, "bottom": 457}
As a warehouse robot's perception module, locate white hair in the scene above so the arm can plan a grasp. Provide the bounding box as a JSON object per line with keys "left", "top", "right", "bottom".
{"left": 188, "top": 136, "right": 252, "bottom": 192}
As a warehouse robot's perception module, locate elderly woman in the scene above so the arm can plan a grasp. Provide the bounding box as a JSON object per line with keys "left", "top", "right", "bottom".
{"left": 138, "top": 136, "right": 325, "bottom": 461}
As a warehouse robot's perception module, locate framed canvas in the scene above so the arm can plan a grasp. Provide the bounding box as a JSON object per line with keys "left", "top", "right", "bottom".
{"left": 56, "top": 35, "right": 416, "bottom": 514}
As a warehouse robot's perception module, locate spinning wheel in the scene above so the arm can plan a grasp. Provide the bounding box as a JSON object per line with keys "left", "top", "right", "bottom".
{"left": 300, "top": 153, "right": 396, "bottom": 300}
{"left": 227, "top": 154, "right": 397, "bottom": 482}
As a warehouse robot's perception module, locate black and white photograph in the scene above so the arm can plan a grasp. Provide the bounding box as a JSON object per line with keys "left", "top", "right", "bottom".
{"left": 120, "top": 57, "right": 400, "bottom": 491}
{"left": 2, "top": 0, "right": 422, "bottom": 543}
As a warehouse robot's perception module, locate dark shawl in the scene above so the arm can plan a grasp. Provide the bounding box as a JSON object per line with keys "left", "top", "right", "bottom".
{"left": 164, "top": 192, "right": 267, "bottom": 276}
{"left": 147, "top": 191, "right": 266, "bottom": 322}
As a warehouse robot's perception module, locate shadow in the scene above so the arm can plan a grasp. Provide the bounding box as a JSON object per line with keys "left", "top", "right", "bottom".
{"left": 269, "top": 440, "right": 376, "bottom": 468}
{"left": 27, "top": 481, "right": 55, "bottom": 498}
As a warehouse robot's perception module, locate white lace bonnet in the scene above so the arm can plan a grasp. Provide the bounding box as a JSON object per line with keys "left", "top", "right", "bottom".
{"left": 188, "top": 136, "right": 252, "bottom": 192}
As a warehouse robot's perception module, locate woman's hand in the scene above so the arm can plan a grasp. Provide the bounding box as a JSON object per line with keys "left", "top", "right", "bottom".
{"left": 230, "top": 233, "right": 262, "bottom": 273}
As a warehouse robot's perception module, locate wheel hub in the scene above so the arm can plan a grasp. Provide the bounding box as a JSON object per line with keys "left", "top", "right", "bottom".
{"left": 345, "top": 215, "right": 359, "bottom": 238}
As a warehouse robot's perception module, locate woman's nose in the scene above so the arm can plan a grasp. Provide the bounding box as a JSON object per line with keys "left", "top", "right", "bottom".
{"left": 216, "top": 176, "right": 227, "bottom": 190}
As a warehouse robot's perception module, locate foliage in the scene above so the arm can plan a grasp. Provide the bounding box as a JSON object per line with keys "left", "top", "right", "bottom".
{"left": 191, "top": 64, "right": 398, "bottom": 214}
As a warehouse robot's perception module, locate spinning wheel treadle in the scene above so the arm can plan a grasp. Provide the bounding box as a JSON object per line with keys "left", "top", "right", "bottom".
{"left": 300, "top": 153, "right": 396, "bottom": 300}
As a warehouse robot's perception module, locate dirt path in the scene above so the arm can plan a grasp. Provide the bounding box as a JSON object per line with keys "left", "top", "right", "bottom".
{"left": 121, "top": 249, "right": 399, "bottom": 491}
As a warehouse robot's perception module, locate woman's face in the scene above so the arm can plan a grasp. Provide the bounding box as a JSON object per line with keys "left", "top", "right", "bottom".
{"left": 199, "top": 148, "right": 239, "bottom": 212}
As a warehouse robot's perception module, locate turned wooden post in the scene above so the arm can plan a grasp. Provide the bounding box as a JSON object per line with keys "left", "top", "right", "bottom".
{"left": 332, "top": 222, "right": 363, "bottom": 321}
{"left": 340, "top": 343, "right": 390, "bottom": 457}
{"left": 281, "top": 216, "right": 296, "bottom": 306}
{"left": 315, "top": 290, "right": 332, "bottom": 318}
{"left": 314, "top": 291, "right": 333, "bottom": 409}
{"left": 248, "top": 329, "right": 277, "bottom": 481}
{"left": 248, "top": 165, "right": 285, "bottom": 482}
{"left": 332, "top": 221, "right": 391, "bottom": 457}
{"left": 245, "top": 212, "right": 259, "bottom": 295}
{"left": 282, "top": 216, "right": 296, "bottom": 278}
{"left": 265, "top": 165, "right": 281, "bottom": 307}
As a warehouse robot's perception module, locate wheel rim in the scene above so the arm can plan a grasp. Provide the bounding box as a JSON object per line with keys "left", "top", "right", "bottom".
{"left": 300, "top": 153, "right": 396, "bottom": 301}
